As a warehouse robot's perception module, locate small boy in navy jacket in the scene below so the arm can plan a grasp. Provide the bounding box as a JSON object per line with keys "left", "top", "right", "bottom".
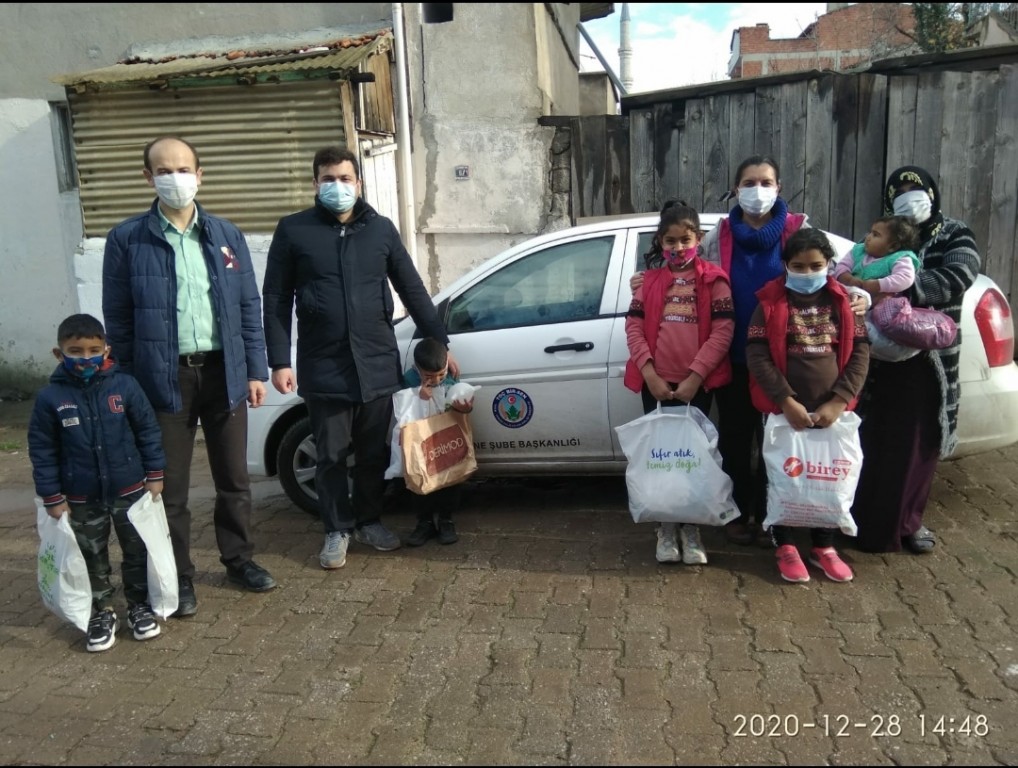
{"left": 28, "top": 314, "right": 166, "bottom": 652}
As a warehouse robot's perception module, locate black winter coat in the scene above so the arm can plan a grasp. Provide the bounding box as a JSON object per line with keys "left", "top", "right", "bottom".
{"left": 262, "top": 199, "right": 449, "bottom": 402}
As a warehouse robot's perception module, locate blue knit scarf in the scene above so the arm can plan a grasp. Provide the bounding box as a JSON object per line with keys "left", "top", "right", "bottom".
{"left": 728, "top": 197, "right": 789, "bottom": 363}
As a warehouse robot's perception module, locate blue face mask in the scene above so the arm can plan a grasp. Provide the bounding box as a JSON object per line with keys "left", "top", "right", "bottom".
{"left": 318, "top": 181, "right": 357, "bottom": 214}
{"left": 62, "top": 354, "right": 105, "bottom": 380}
{"left": 785, "top": 269, "right": 828, "bottom": 295}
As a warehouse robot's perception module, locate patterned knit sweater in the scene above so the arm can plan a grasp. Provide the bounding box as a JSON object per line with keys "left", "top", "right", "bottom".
{"left": 862, "top": 217, "right": 980, "bottom": 457}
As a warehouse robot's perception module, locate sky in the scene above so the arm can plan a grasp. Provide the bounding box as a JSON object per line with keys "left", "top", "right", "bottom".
{"left": 581, "top": 2, "right": 830, "bottom": 94}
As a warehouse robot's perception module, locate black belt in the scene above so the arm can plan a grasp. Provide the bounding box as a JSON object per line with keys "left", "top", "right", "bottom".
{"left": 179, "top": 350, "right": 223, "bottom": 367}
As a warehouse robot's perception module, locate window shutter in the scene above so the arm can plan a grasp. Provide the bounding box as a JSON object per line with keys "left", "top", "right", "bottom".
{"left": 69, "top": 80, "right": 347, "bottom": 236}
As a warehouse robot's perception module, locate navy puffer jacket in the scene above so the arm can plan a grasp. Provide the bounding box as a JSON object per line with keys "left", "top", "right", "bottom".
{"left": 28, "top": 361, "right": 165, "bottom": 506}
{"left": 102, "top": 200, "right": 268, "bottom": 413}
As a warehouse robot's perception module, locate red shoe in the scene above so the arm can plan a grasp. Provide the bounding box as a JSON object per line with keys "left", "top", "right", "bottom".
{"left": 809, "top": 547, "right": 854, "bottom": 582}
{"left": 776, "top": 545, "right": 810, "bottom": 583}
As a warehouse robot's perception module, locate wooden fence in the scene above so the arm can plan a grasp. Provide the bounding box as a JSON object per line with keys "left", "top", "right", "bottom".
{"left": 545, "top": 63, "right": 1018, "bottom": 309}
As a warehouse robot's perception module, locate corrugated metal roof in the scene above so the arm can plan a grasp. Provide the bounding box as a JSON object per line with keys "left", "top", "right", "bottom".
{"left": 54, "top": 29, "right": 392, "bottom": 89}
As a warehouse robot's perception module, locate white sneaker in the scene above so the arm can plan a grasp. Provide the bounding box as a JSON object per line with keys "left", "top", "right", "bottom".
{"left": 680, "top": 525, "right": 708, "bottom": 565}
{"left": 320, "top": 531, "right": 350, "bottom": 569}
{"left": 656, "top": 523, "right": 681, "bottom": 563}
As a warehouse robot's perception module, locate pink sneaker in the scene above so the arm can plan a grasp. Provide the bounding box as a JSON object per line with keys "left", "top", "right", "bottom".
{"left": 776, "top": 545, "right": 810, "bottom": 583}
{"left": 809, "top": 548, "right": 854, "bottom": 582}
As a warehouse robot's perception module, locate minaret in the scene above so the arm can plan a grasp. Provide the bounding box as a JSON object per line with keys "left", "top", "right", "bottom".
{"left": 619, "top": 2, "right": 633, "bottom": 93}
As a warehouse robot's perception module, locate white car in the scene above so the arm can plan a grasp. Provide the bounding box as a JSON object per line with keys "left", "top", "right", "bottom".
{"left": 247, "top": 213, "right": 1018, "bottom": 513}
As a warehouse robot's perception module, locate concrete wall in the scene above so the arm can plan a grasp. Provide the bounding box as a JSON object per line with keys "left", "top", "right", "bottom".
{"left": 579, "top": 72, "right": 618, "bottom": 116}
{"left": 0, "top": 100, "right": 84, "bottom": 387}
{"left": 406, "top": 3, "right": 577, "bottom": 294}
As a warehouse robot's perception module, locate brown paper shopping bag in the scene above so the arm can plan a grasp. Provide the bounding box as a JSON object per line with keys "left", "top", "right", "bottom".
{"left": 400, "top": 410, "right": 478, "bottom": 495}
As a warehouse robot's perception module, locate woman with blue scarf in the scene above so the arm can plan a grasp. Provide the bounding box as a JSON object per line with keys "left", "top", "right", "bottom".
{"left": 632, "top": 157, "right": 807, "bottom": 545}
{"left": 697, "top": 156, "right": 807, "bottom": 545}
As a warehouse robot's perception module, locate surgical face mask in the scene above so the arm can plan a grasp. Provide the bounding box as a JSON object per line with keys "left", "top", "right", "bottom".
{"left": 62, "top": 354, "right": 105, "bottom": 380}
{"left": 663, "top": 246, "right": 697, "bottom": 267}
{"left": 785, "top": 269, "right": 827, "bottom": 295}
{"left": 892, "top": 190, "right": 933, "bottom": 223}
{"left": 737, "top": 185, "right": 778, "bottom": 216}
{"left": 153, "top": 172, "right": 199, "bottom": 210}
{"left": 318, "top": 181, "right": 357, "bottom": 213}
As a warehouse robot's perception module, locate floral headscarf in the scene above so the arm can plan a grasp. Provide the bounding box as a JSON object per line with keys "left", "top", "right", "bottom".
{"left": 883, "top": 165, "right": 944, "bottom": 244}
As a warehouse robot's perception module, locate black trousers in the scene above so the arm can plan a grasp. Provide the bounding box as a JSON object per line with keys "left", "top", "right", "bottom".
{"left": 639, "top": 382, "right": 712, "bottom": 416}
{"left": 69, "top": 492, "right": 148, "bottom": 610}
{"left": 157, "top": 359, "right": 254, "bottom": 579}
{"left": 715, "top": 363, "right": 767, "bottom": 525}
{"left": 770, "top": 525, "right": 836, "bottom": 549}
{"left": 414, "top": 484, "right": 462, "bottom": 522}
{"left": 306, "top": 395, "right": 392, "bottom": 533}
{"left": 852, "top": 355, "right": 941, "bottom": 552}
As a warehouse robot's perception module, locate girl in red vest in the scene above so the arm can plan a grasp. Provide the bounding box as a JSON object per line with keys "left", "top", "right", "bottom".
{"left": 625, "top": 200, "right": 735, "bottom": 565}
{"left": 746, "top": 229, "right": 870, "bottom": 583}
{"left": 635, "top": 157, "right": 811, "bottom": 548}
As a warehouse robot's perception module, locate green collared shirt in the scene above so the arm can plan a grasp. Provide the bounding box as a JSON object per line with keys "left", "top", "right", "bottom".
{"left": 159, "top": 206, "right": 221, "bottom": 354}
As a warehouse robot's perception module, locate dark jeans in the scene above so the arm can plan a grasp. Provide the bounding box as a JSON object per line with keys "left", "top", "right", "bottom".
{"left": 715, "top": 363, "right": 767, "bottom": 525}
{"left": 68, "top": 492, "right": 148, "bottom": 611}
{"left": 770, "top": 525, "right": 836, "bottom": 549}
{"left": 306, "top": 395, "right": 392, "bottom": 533}
{"left": 157, "top": 358, "right": 254, "bottom": 579}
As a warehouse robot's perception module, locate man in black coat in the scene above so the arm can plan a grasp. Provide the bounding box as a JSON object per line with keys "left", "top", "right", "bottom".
{"left": 262, "top": 146, "right": 457, "bottom": 570}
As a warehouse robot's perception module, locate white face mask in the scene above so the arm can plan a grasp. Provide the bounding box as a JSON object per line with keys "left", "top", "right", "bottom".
{"left": 153, "top": 172, "right": 199, "bottom": 210}
{"left": 892, "top": 190, "right": 933, "bottom": 223}
{"left": 737, "top": 185, "right": 778, "bottom": 216}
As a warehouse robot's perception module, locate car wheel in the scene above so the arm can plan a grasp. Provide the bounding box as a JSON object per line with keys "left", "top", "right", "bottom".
{"left": 277, "top": 416, "right": 321, "bottom": 516}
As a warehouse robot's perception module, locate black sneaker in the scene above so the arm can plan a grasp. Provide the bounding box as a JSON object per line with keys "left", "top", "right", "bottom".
{"left": 405, "top": 519, "right": 438, "bottom": 547}
{"left": 86, "top": 608, "right": 118, "bottom": 653}
{"left": 127, "top": 603, "right": 161, "bottom": 641}
{"left": 173, "top": 576, "right": 198, "bottom": 618}
{"left": 437, "top": 519, "right": 459, "bottom": 545}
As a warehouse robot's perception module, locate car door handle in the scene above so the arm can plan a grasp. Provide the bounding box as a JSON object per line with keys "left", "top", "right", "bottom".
{"left": 544, "top": 342, "right": 594, "bottom": 353}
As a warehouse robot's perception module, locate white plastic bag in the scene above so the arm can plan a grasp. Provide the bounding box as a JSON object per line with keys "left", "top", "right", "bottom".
{"left": 385, "top": 387, "right": 443, "bottom": 480}
{"left": 447, "top": 382, "right": 481, "bottom": 406}
{"left": 36, "top": 502, "right": 92, "bottom": 633}
{"left": 127, "top": 492, "right": 179, "bottom": 619}
{"left": 761, "top": 412, "right": 863, "bottom": 536}
{"left": 614, "top": 405, "right": 740, "bottom": 525}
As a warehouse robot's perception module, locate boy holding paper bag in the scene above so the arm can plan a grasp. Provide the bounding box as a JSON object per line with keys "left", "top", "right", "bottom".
{"left": 400, "top": 338, "right": 476, "bottom": 546}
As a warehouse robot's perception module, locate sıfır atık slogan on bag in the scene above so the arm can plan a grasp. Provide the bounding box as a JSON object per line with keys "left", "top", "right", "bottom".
{"left": 646, "top": 446, "right": 701, "bottom": 474}
{"left": 615, "top": 405, "right": 739, "bottom": 526}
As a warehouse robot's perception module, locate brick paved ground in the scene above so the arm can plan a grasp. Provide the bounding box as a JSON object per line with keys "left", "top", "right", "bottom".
{"left": 0, "top": 442, "right": 1016, "bottom": 765}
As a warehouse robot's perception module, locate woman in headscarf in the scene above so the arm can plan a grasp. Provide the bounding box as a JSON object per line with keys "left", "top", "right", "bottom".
{"left": 851, "top": 166, "right": 981, "bottom": 553}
